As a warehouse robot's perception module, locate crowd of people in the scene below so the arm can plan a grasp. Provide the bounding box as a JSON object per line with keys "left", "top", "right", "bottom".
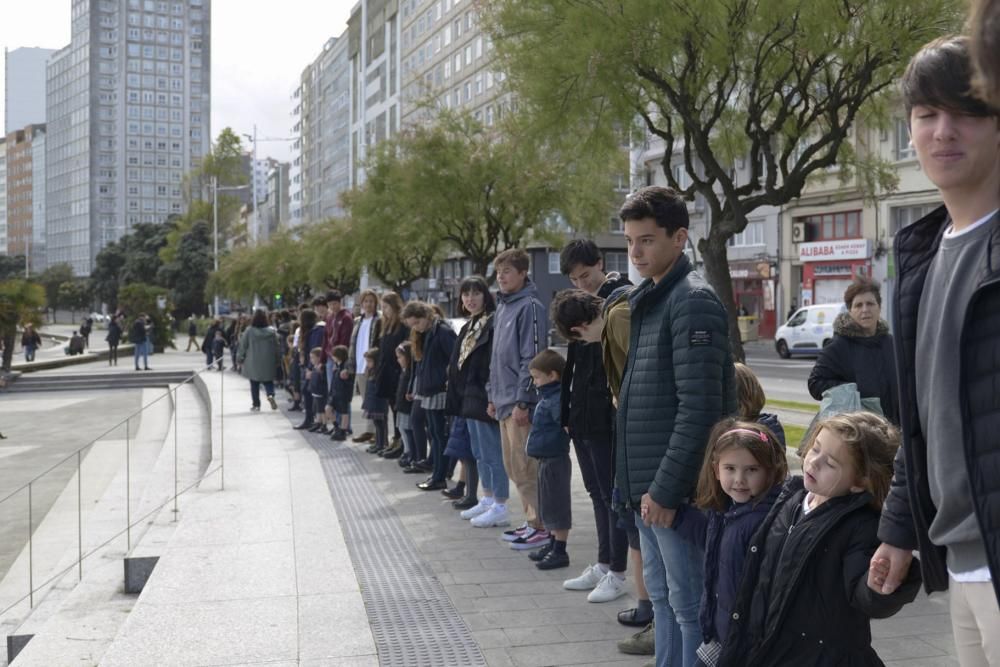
{"left": 195, "top": 33, "right": 1000, "bottom": 667}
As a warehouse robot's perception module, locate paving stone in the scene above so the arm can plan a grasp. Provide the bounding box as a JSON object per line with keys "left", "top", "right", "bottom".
{"left": 473, "top": 628, "right": 513, "bottom": 649}
{"left": 503, "top": 624, "right": 565, "bottom": 646}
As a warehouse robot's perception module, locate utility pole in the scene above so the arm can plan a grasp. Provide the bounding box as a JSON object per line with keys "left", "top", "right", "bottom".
{"left": 213, "top": 176, "right": 220, "bottom": 318}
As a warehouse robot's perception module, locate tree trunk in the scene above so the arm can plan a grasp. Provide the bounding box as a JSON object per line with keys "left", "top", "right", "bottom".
{"left": 699, "top": 236, "right": 746, "bottom": 363}
{"left": 2, "top": 332, "right": 14, "bottom": 372}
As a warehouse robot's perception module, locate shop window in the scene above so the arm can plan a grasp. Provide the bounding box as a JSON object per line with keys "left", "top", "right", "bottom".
{"left": 799, "top": 210, "right": 862, "bottom": 241}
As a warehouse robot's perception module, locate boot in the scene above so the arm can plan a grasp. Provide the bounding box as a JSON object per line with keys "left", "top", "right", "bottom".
{"left": 441, "top": 481, "right": 466, "bottom": 500}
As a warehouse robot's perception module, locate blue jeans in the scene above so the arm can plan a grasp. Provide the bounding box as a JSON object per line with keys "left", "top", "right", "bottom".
{"left": 134, "top": 341, "right": 148, "bottom": 369}
{"left": 424, "top": 408, "right": 449, "bottom": 483}
{"left": 24, "top": 344, "right": 36, "bottom": 362}
{"left": 468, "top": 418, "right": 509, "bottom": 501}
{"left": 249, "top": 380, "right": 275, "bottom": 408}
{"left": 635, "top": 513, "right": 705, "bottom": 667}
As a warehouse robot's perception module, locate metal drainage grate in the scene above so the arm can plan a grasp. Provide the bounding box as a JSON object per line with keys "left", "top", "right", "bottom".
{"left": 309, "top": 434, "right": 486, "bottom": 667}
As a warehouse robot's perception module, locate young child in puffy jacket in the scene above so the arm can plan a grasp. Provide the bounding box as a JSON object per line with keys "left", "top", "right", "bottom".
{"left": 671, "top": 419, "right": 788, "bottom": 666}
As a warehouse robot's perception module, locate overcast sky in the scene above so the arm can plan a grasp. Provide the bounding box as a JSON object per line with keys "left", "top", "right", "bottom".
{"left": 0, "top": 0, "right": 354, "bottom": 162}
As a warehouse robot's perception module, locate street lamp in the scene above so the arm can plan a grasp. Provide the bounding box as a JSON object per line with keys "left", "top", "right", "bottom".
{"left": 212, "top": 177, "right": 251, "bottom": 317}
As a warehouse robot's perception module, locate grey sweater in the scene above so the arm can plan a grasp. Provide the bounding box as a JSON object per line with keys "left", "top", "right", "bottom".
{"left": 916, "top": 213, "right": 996, "bottom": 574}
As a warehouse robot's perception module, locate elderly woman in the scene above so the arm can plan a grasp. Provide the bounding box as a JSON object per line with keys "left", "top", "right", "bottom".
{"left": 807, "top": 278, "right": 899, "bottom": 424}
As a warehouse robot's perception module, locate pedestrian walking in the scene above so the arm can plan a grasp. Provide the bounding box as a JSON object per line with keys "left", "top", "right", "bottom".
{"left": 237, "top": 308, "right": 280, "bottom": 412}
{"left": 106, "top": 315, "right": 122, "bottom": 366}
{"left": 130, "top": 314, "right": 150, "bottom": 371}
{"left": 211, "top": 330, "right": 226, "bottom": 371}
{"left": 80, "top": 317, "right": 93, "bottom": 349}
{"left": 185, "top": 316, "right": 199, "bottom": 352}
{"left": 201, "top": 318, "right": 222, "bottom": 369}
{"left": 20, "top": 323, "right": 41, "bottom": 362}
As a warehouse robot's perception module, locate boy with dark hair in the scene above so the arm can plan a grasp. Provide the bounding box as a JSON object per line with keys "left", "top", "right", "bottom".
{"left": 617, "top": 185, "right": 736, "bottom": 666}
{"left": 556, "top": 238, "right": 634, "bottom": 606}
{"left": 327, "top": 345, "right": 353, "bottom": 441}
{"left": 872, "top": 35, "right": 1000, "bottom": 665}
{"left": 525, "top": 349, "right": 572, "bottom": 570}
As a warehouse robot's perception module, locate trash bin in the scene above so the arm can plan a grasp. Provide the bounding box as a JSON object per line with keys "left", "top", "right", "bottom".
{"left": 738, "top": 316, "right": 759, "bottom": 343}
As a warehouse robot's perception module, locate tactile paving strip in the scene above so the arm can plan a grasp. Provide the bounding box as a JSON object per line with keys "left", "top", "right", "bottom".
{"left": 311, "top": 436, "right": 487, "bottom": 667}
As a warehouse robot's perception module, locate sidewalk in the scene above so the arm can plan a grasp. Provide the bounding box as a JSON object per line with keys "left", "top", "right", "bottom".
{"left": 4, "top": 348, "right": 959, "bottom": 666}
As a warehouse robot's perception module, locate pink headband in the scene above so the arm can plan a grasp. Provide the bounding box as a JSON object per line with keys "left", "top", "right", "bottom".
{"left": 722, "top": 428, "right": 768, "bottom": 442}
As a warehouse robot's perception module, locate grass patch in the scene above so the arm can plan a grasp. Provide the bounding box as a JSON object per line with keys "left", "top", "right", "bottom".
{"left": 783, "top": 424, "right": 808, "bottom": 449}
{"left": 765, "top": 398, "right": 819, "bottom": 412}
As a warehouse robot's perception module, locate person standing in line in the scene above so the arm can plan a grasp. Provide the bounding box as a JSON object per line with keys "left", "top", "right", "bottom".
{"left": 487, "top": 248, "right": 551, "bottom": 551}
{"left": 372, "top": 292, "right": 410, "bottom": 457}
{"left": 869, "top": 36, "right": 1000, "bottom": 666}
{"left": 324, "top": 291, "right": 355, "bottom": 433}
{"left": 106, "top": 315, "right": 122, "bottom": 366}
{"left": 237, "top": 308, "right": 281, "bottom": 412}
{"left": 21, "top": 323, "right": 41, "bottom": 362}
{"left": 130, "top": 314, "right": 151, "bottom": 371}
{"left": 556, "top": 239, "right": 633, "bottom": 604}
{"left": 616, "top": 186, "right": 735, "bottom": 667}
{"left": 185, "top": 316, "right": 199, "bottom": 352}
{"left": 348, "top": 290, "right": 380, "bottom": 444}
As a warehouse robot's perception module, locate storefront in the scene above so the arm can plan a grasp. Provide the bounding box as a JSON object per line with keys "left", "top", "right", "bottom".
{"left": 798, "top": 239, "right": 873, "bottom": 306}
{"left": 730, "top": 261, "right": 778, "bottom": 338}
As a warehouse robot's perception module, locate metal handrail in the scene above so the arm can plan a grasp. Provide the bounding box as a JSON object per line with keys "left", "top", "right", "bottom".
{"left": 0, "top": 360, "right": 218, "bottom": 507}
{"left": 0, "top": 357, "right": 229, "bottom": 618}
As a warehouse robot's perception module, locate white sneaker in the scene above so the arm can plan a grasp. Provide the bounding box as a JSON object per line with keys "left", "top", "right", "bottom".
{"left": 470, "top": 503, "right": 511, "bottom": 528}
{"left": 587, "top": 570, "right": 628, "bottom": 603}
{"left": 460, "top": 497, "right": 494, "bottom": 520}
{"left": 563, "top": 564, "right": 605, "bottom": 591}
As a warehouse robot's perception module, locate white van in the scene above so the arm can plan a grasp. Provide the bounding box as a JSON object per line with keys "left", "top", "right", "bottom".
{"left": 774, "top": 304, "right": 844, "bottom": 358}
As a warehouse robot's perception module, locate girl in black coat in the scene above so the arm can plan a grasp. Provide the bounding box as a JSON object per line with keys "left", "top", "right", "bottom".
{"left": 372, "top": 292, "right": 410, "bottom": 457}
{"left": 718, "top": 413, "right": 920, "bottom": 667}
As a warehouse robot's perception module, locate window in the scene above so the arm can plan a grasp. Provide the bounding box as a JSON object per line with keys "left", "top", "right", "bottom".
{"left": 548, "top": 252, "right": 561, "bottom": 274}
{"left": 672, "top": 163, "right": 690, "bottom": 189}
{"left": 891, "top": 203, "right": 940, "bottom": 235}
{"left": 798, "top": 210, "right": 862, "bottom": 241}
{"left": 604, "top": 251, "right": 628, "bottom": 274}
{"left": 895, "top": 118, "right": 915, "bottom": 160}
{"left": 728, "top": 221, "right": 765, "bottom": 247}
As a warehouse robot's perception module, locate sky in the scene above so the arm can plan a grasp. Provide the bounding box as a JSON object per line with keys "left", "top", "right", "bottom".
{"left": 0, "top": 0, "right": 355, "bottom": 162}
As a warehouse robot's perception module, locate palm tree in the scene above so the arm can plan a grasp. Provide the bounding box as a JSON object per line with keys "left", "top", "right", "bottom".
{"left": 0, "top": 279, "right": 46, "bottom": 372}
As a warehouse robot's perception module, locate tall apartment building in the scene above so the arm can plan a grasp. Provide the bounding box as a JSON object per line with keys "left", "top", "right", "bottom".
{"left": 0, "top": 141, "right": 7, "bottom": 254}
{"left": 5, "top": 125, "right": 46, "bottom": 263}
{"left": 399, "top": 0, "right": 510, "bottom": 126}
{"left": 31, "top": 129, "right": 47, "bottom": 271}
{"left": 5, "top": 47, "right": 58, "bottom": 134}
{"left": 46, "top": 0, "right": 211, "bottom": 275}
{"left": 348, "top": 0, "right": 402, "bottom": 186}
{"left": 259, "top": 161, "right": 290, "bottom": 241}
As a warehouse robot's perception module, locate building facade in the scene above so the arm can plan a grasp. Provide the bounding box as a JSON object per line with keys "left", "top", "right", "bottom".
{"left": 0, "top": 140, "right": 7, "bottom": 254}
{"left": 259, "top": 161, "right": 290, "bottom": 242}
{"left": 5, "top": 125, "right": 46, "bottom": 261}
{"left": 31, "top": 130, "right": 47, "bottom": 271}
{"left": 46, "top": 0, "right": 211, "bottom": 275}
{"left": 5, "top": 47, "right": 58, "bottom": 134}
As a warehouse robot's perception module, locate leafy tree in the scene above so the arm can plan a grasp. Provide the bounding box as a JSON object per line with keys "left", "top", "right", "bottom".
{"left": 0, "top": 255, "right": 28, "bottom": 280}
{"left": 343, "top": 108, "right": 616, "bottom": 281}
{"left": 118, "top": 283, "right": 174, "bottom": 350}
{"left": 157, "top": 222, "right": 213, "bottom": 318}
{"left": 0, "top": 279, "right": 45, "bottom": 372}
{"left": 58, "top": 280, "right": 92, "bottom": 324}
{"left": 483, "top": 0, "right": 962, "bottom": 359}
{"left": 120, "top": 222, "right": 172, "bottom": 286}
{"left": 301, "top": 221, "right": 361, "bottom": 298}
{"left": 37, "top": 263, "right": 75, "bottom": 321}
{"left": 91, "top": 240, "right": 126, "bottom": 309}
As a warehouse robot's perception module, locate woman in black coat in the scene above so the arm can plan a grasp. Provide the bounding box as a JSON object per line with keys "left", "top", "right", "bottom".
{"left": 105, "top": 317, "right": 123, "bottom": 366}
{"left": 372, "top": 292, "right": 410, "bottom": 458}
{"left": 808, "top": 279, "right": 899, "bottom": 425}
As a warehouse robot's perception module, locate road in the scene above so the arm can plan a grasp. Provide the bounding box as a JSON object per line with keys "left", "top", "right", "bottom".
{"left": 744, "top": 339, "right": 818, "bottom": 405}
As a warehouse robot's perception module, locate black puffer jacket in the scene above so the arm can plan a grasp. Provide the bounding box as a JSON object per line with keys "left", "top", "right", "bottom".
{"left": 561, "top": 272, "right": 631, "bottom": 439}
{"left": 808, "top": 313, "right": 899, "bottom": 425}
{"left": 720, "top": 478, "right": 921, "bottom": 667}
{"left": 615, "top": 254, "right": 736, "bottom": 509}
{"left": 446, "top": 313, "right": 495, "bottom": 423}
{"left": 879, "top": 206, "right": 1000, "bottom": 602}
{"left": 412, "top": 319, "right": 457, "bottom": 398}
{"left": 374, "top": 322, "right": 410, "bottom": 402}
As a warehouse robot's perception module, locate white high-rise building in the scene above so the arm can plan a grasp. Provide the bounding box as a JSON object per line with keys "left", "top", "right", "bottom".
{"left": 5, "top": 47, "right": 57, "bottom": 134}
{"left": 31, "top": 130, "right": 47, "bottom": 271}
{"left": 46, "top": 0, "right": 212, "bottom": 275}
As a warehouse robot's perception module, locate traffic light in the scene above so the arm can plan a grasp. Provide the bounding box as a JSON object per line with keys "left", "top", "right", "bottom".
{"left": 274, "top": 293, "right": 283, "bottom": 308}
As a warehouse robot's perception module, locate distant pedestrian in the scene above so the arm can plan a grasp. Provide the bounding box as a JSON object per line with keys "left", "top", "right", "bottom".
{"left": 201, "top": 318, "right": 222, "bottom": 369}
{"left": 68, "top": 330, "right": 85, "bottom": 355}
{"left": 211, "top": 330, "right": 226, "bottom": 371}
{"left": 80, "top": 317, "right": 93, "bottom": 348}
{"left": 786, "top": 300, "right": 798, "bottom": 322}
{"left": 106, "top": 316, "right": 122, "bottom": 366}
{"left": 185, "top": 316, "right": 199, "bottom": 352}
{"left": 237, "top": 308, "right": 280, "bottom": 412}
{"left": 21, "top": 323, "right": 41, "bottom": 362}
{"left": 130, "top": 315, "right": 150, "bottom": 371}
{"left": 144, "top": 315, "right": 155, "bottom": 358}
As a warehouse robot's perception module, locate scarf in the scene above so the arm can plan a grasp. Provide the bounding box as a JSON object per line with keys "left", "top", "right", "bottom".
{"left": 458, "top": 313, "right": 489, "bottom": 368}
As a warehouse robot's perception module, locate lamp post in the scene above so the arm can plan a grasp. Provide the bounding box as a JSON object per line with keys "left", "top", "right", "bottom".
{"left": 212, "top": 177, "right": 251, "bottom": 317}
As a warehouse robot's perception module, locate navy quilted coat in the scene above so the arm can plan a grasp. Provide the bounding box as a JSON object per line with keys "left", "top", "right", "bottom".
{"left": 615, "top": 254, "right": 737, "bottom": 509}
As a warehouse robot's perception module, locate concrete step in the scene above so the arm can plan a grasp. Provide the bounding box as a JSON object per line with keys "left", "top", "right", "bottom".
{"left": 2, "top": 381, "right": 215, "bottom": 666}
{"left": 6, "top": 371, "right": 193, "bottom": 393}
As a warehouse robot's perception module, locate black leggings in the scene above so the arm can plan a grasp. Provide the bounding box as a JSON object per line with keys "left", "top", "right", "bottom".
{"left": 108, "top": 344, "right": 118, "bottom": 365}
{"left": 574, "top": 437, "right": 629, "bottom": 572}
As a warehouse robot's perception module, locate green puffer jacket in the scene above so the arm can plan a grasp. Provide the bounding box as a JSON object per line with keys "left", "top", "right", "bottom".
{"left": 616, "top": 254, "right": 737, "bottom": 510}
{"left": 237, "top": 325, "right": 281, "bottom": 383}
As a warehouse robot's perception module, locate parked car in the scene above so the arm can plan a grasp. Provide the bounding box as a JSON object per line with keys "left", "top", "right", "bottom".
{"left": 774, "top": 303, "right": 844, "bottom": 359}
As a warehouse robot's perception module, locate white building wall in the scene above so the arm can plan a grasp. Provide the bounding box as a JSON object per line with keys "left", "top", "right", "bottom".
{"left": 5, "top": 47, "right": 57, "bottom": 133}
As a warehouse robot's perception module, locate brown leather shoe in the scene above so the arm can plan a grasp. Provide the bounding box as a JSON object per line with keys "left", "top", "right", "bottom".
{"left": 352, "top": 432, "right": 374, "bottom": 443}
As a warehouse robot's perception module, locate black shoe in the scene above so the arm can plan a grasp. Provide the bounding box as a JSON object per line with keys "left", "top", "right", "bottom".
{"left": 529, "top": 540, "right": 555, "bottom": 562}
{"left": 417, "top": 479, "right": 447, "bottom": 491}
{"left": 414, "top": 459, "right": 433, "bottom": 472}
{"left": 293, "top": 422, "right": 313, "bottom": 430}
{"left": 617, "top": 607, "right": 655, "bottom": 628}
{"left": 144, "top": 367, "right": 151, "bottom": 371}
{"left": 331, "top": 428, "right": 347, "bottom": 442}
{"left": 366, "top": 442, "right": 383, "bottom": 454}
{"left": 251, "top": 405, "right": 261, "bottom": 412}
{"left": 403, "top": 465, "right": 426, "bottom": 474}
{"left": 441, "top": 482, "right": 465, "bottom": 500}
{"left": 398, "top": 455, "right": 412, "bottom": 468}
{"left": 381, "top": 445, "right": 403, "bottom": 460}
{"left": 289, "top": 403, "right": 302, "bottom": 412}
{"left": 308, "top": 423, "right": 324, "bottom": 433}
{"left": 452, "top": 496, "right": 478, "bottom": 510}
{"left": 535, "top": 550, "right": 570, "bottom": 570}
